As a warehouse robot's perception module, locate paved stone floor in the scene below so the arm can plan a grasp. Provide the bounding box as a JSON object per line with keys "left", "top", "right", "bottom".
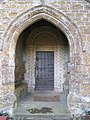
{"left": 14, "top": 91, "right": 71, "bottom": 120}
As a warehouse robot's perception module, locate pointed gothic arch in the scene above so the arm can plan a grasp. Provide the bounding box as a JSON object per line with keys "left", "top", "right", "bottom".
{"left": 1, "top": 4, "right": 82, "bottom": 115}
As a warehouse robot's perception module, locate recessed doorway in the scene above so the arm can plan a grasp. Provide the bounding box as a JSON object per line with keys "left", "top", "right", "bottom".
{"left": 14, "top": 19, "right": 70, "bottom": 119}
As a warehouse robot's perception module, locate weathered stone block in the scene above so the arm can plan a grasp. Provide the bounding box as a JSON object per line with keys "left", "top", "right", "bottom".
{"left": 81, "top": 85, "right": 90, "bottom": 95}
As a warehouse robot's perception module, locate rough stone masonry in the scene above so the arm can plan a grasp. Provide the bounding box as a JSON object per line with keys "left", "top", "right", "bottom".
{"left": 0, "top": 0, "right": 90, "bottom": 117}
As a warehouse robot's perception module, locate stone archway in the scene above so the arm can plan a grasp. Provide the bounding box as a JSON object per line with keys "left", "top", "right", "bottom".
{"left": 1, "top": 5, "right": 82, "bottom": 115}
{"left": 25, "top": 24, "right": 69, "bottom": 92}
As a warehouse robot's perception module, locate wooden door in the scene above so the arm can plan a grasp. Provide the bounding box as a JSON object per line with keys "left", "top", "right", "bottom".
{"left": 35, "top": 51, "right": 54, "bottom": 91}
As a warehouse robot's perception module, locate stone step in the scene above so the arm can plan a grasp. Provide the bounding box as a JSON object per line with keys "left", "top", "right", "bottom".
{"left": 14, "top": 114, "right": 72, "bottom": 120}
{"left": 34, "top": 95, "right": 60, "bottom": 102}
{"left": 14, "top": 92, "right": 70, "bottom": 120}
{"left": 34, "top": 91, "right": 63, "bottom": 95}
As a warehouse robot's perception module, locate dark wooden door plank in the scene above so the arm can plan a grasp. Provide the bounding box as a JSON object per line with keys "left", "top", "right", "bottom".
{"left": 35, "top": 51, "right": 54, "bottom": 91}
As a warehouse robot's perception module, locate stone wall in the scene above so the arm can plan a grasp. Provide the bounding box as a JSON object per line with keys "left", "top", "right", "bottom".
{"left": 0, "top": 0, "right": 90, "bottom": 117}
{"left": 15, "top": 33, "right": 24, "bottom": 86}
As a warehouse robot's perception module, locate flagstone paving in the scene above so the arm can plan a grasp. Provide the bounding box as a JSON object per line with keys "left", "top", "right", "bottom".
{"left": 14, "top": 91, "right": 71, "bottom": 120}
